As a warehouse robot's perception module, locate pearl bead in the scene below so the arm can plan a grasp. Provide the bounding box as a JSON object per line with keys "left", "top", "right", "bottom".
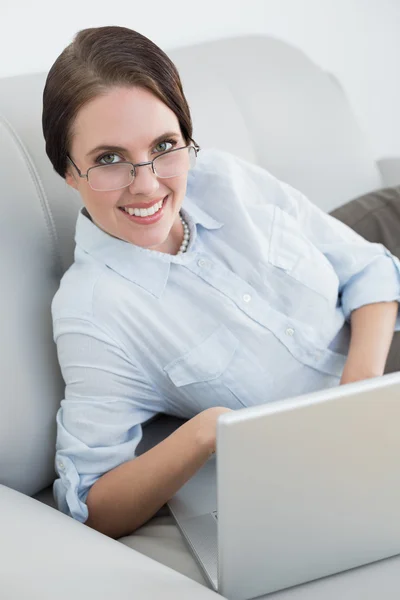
{"left": 177, "top": 213, "right": 190, "bottom": 255}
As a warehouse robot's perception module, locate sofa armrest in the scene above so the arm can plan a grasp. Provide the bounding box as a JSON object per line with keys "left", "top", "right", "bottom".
{"left": 0, "top": 485, "right": 222, "bottom": 600}
{"left": 376, "top": 157, "right": 400, "bottom": 188}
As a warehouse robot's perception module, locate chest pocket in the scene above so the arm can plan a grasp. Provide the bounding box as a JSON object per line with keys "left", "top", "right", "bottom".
{"left": 163, "top": 325, "right": 272, "bottom": 412}
{"left": 268, "top": 206, "right": 339, "bottom": 309}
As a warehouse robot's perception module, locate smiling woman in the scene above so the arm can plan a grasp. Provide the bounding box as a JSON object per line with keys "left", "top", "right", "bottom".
{"left": 42, "top": 26, "right": 400, "bottom": 553}
{"left": 43, "top": 28, "right": 197, "bottom": 253}
{"left": 65, "top": 86, "right": 194, "bottom": 252}
{"left": 42, "top": 26, "right": 233, "bottom": 541}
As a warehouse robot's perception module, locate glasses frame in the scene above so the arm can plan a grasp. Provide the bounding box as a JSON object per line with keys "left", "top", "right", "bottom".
{"left": 67, "top": 141, "right": 200, "bottom": 192}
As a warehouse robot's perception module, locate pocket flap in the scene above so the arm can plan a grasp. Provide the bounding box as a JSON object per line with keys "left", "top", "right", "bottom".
{"left": 164, "top": 325, "right": 239, "bottom": 387}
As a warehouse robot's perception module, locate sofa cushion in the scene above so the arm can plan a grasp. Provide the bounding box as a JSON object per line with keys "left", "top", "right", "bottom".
{"left": 0, "top": 485, "right": 215, "bottom": 599}
{"left": 33, "top": 482, "right": 207, "bottom": 585}
{"left": 330, "top": 186, "right": 400, "bottom": 260}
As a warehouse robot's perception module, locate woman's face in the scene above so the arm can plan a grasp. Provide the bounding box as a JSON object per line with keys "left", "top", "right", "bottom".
{"left": 66, "top": 86, "right": 189, "bottom": 253}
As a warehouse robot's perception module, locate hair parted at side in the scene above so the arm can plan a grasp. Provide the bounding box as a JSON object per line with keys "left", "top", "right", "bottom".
{"left": 42, "top": 26, "right": 193, "bottom": 178}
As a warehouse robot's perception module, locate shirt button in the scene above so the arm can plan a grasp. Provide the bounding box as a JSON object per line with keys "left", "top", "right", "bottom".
{"left": 57, "top": 461, "right": 65, "bottom": 471}
{"left": 285, "top": 328, "right": 295, "bottom": 336}
{"left": 198, "top": 259, "right": 207, "bottom": 268}
{"left": 243, "top": 294, "right": 252, "bottom": 303}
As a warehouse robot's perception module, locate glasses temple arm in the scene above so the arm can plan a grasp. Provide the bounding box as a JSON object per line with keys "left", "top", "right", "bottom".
{"left": 67, "top": 155, "right": 87, "bottom": 179}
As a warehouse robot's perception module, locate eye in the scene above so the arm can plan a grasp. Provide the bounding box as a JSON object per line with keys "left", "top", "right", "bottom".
{"left": 154, "top": 140, "right": 176, "bottom": 153}
{"left": 98, "top": 153, "right": 122, "bottom": 165}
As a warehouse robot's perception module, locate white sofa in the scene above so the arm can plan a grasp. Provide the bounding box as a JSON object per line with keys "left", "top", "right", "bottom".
{"left": 1, "top": 35, "right": 400, "bottom": 599}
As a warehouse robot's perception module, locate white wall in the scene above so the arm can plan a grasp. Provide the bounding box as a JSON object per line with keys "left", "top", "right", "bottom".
{"left": 2, "top": 0, "right": 399, "bottom": 161}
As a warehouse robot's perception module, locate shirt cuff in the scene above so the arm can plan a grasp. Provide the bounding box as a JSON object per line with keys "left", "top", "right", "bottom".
{"left": 341, "top": 249, "right": 400, "bottom": 330}
{"left": 53, "top": 455, "right": 93, "bottom": 523}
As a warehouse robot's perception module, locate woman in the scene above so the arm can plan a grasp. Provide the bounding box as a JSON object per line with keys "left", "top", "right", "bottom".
{"left": 43, "top": 25, "right": 400, "bottom": 542}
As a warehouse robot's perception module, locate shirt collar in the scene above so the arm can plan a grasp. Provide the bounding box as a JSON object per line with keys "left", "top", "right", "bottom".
{"left": 74, "top": 195, "right": 222, "bottom": 298}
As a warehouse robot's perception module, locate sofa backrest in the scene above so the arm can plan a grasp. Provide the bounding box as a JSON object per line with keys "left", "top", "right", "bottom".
{"left": 0, "top": 35, "right": 382, "bottom": 496}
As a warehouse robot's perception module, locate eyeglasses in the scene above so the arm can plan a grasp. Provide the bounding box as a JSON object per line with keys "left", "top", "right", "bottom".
{"left": 67, "top": 143, "right": 200, "bottom": 192}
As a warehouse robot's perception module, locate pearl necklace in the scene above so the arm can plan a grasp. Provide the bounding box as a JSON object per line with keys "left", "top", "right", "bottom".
{"left": 177, "top": 213, "right": 190, "bottom": 255}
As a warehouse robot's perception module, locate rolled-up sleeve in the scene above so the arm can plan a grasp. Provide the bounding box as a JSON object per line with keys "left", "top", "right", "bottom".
{"left": 53, "top": 317, "right": 160, "bottom": 523}
{"left": 278, "top": 181, "right": 400, "bottom": 327}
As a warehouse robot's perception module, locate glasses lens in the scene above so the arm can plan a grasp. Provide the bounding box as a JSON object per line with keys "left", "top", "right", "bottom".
{"left": 154, "top": 146, "right": 196, "bottom": 179}
{"left": 88, "top": 163, "right": 134, "bottom": 191}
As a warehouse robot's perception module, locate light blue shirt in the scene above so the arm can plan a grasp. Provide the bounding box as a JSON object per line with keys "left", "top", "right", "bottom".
{"left": 52, "top": 149, "right": 400, "bottom": 522}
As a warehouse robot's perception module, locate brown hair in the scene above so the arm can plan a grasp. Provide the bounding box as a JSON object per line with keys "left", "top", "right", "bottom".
{"left": 42, "top": 26, "right": 193, "bottom": 178}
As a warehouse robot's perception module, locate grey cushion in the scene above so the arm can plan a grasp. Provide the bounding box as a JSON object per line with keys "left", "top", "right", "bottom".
{"left": 330, "top": 186, "right": 400, "bottom": 260}
{"left": 330, "top": 187, "right": 400, "bottom": 374}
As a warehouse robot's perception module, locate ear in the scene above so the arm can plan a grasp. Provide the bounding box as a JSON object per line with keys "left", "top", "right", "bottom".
{"left": 65, "top": 169, "right": 79, "bottom": 190}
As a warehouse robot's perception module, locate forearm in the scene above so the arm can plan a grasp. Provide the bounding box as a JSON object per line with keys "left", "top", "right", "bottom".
{"left": 341, "top": 301, "right": 398, "bottom": 382}
{"left": 84, "top": 409, "right": 220, "bottom": 539}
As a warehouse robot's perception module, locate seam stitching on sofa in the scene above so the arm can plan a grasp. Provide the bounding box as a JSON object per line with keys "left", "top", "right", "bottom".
{"left": 0, "top": 115, "right": 63, "bottom": 278}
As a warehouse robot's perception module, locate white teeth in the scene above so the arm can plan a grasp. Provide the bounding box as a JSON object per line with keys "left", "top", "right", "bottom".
{"left": 123, "top": 198, "right": 164, "bottom": 218}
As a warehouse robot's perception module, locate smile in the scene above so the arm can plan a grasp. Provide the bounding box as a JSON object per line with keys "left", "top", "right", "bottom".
{"left": 121, "top": 198, "right": 164, "bottom": 217}
{"left": 118, "top": 195, "right": 168, "bottom": 224}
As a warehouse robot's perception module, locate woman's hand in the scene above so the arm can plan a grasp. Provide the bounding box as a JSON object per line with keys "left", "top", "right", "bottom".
{"left": 193, "top": 406, "right": 233, "bottom": 456}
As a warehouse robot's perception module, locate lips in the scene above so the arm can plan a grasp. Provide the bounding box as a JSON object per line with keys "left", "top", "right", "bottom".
{"left": 118, "top": 195, "right": 168, "bottom": 224}
{"left": 120, "top": 197, "right": 165, "bottom": 217}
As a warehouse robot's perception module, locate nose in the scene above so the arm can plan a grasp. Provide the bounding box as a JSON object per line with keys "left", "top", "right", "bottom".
{"left": 128, "top": 163, "right": 159, "bottom": 196}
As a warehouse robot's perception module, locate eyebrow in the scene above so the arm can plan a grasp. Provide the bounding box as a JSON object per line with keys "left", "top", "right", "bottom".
{"left": 85, "top": 131, "right": 182, "bottom": 158}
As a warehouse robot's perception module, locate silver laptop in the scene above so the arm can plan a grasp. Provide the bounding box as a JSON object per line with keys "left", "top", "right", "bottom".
{"left": 168, "top": 372, "right": 400, "bottom": 600}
